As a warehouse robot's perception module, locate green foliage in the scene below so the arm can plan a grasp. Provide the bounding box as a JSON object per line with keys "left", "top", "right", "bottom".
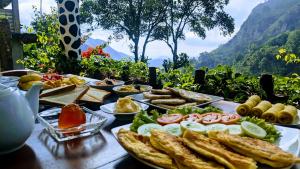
{"left": 274, "top": 74, "right": 300, "bottom": 106}
{"left": 130, "top": 110, "right": 160, "bottom": 132}
{"left": 158, "top": 65, "right": 198, "bottom": 91}
{"left": 200, "top": 65, "right": 262, "bottom": 102}
{"left": 81, "top": 55, "right": 149, "bottom": 83}
{"left": 17, "top": 7, "right": 78, "bottom": 73}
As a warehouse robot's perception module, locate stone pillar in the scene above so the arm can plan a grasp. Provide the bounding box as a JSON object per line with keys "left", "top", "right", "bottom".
{"left": 57, "top": 0, "right": 81, "bottom": 60}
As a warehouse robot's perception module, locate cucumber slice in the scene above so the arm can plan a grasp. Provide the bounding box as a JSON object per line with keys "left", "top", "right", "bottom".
{"left": 163, "top": 123, "right": 182, "bottom": 136}
{"left": 206, "top": 124, "right": 228, "bottom": 132}
{"left": 241, "top": 121, "right": 267, "bottom": 139}
{"left": 137, "top": 123, "right": 163, "bottom": 136}
{"left": 180, "top": 121, "right": 206, "bottom": 134}
{"left": 227, "top": 125, "right": 243, "bottom": 135}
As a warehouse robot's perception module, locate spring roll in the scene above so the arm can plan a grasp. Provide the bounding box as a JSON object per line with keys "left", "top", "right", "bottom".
{"left": 261, "top": 103, "right": 285, "bottom": 123}
{"left": 236, "top": 95, "right": 261, "bottom": 116}
{"left": 277, "top": 105, "right": 298, "bottom": 124}
{"left": 251, "top": 101, "right": 272, "bottom": 117}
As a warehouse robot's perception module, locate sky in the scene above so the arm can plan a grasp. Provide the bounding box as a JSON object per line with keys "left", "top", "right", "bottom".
{"left": 10, "top": 0, "right": 264, "bottom": 58}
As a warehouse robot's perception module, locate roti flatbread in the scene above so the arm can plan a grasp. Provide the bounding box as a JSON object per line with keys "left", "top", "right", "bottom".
{"left": 151, "top": 98, "right": 186, "bottom": 105}
{"left": 143, "top": 92, "right": 173, "bottom": 100}
{"left": 151, "top": 89, "right": 173, "bottom": 95}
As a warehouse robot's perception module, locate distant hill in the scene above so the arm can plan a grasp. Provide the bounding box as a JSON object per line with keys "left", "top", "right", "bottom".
{"left": 195, "top": 0, "right": 300, "bottom": 75}
{"left": 80, "top": 38, "right": 130, "bottom": 60}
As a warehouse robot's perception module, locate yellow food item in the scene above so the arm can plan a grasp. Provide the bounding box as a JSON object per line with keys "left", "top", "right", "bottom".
{"left": 19, "top": 80, "right": 42, "bottom": 90}
{"left": 183, "top": 130, "right": 257, "bottom": 169}
{"left": 208, "top": 131, "right": 299, "bottom": 168}
{"left": 150, "top": 129, "right": 224, "bottom": 169}
{"left": 68, "top": 76, "right": 85, "bottom": 85}
{"left": 236, "top": 95, "right": 261, "bottom": 116}
{"left": 251, "top": 100, "right": 272, "bottom": 117}
{"left": 19, "top": 73, "right": 42, "bottom": 83}
{"left": 117, "top": 129, "right": 178, "bottom": 169}
{"left": 261, "top": 103, "right": 285, "bottom": 123}
{"left": 277, "top": 105, "right": 298, "bottom": 124}
{"left": 115, "top": 97, "right": 141, "bottom": 113}
{"left": 118, "top": 85, "right": 139, "bottom": 92}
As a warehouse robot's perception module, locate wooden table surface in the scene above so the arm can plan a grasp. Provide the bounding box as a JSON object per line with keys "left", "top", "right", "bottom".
{"left": 1, "top": 100, "right": 300, "bottom": 169}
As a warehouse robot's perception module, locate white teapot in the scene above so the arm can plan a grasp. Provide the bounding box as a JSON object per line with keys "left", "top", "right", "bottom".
{"left": 0, "top": 83, "right": 42, "bottom": 154}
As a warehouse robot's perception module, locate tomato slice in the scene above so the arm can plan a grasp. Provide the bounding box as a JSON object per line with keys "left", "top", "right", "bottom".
{"left": 157, "top": 114, "right": 183, "bottom": 125}
{"left": 221, "top": 113, "right": 240, "bottom": 124}
{"left": 198, "top": 113, "right": 222, "bottom": 124}
{"left": 183, "top": 113, "right": 202, "bottom": 122}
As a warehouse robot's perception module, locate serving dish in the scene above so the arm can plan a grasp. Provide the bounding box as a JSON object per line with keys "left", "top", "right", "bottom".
{"left": 211, "top": 101, "right": 300, "bottom": 127}
{"left": 88, "top": 79, "right": 125, "bottom": 90}
{"left": 113, "top": 85, "right": 152, "bottom": 97}
{"left": 37, "top": 107, "right": 107, "bottom": 142}
{"left": 130, "top": 93, "right": 224, "bottom": 110}
{"left": 100, "top": 102, "right": 149, "bottom": 115}
{"left": 111, "top": 123, "right": 300, "bottom": 169}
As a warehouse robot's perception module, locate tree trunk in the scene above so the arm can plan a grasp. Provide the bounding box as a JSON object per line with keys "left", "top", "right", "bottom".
{"left": 133, "top": 39, "right": 139, "bottom": 62}
{"left": 172, "top": 42, "right": 178, "bottom": 68}
{"left": 141, "top": 40, "right": 147, "bottom": 62}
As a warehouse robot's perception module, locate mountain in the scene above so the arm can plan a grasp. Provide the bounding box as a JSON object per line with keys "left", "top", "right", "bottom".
{"left": 195, "top": 0, "right": 300, "bottom": 75}
{"left": 80, "top": 38, "right": 130, "bottom": 60}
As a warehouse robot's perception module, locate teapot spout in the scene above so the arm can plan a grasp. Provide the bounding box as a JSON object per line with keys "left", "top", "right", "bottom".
{"left": 25, "top": 83, "right": 43, "bottom": 118}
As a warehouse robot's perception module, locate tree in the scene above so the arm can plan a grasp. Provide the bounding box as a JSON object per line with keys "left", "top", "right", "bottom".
{"left": 17, "top": 7, "right": 80, "bottom": 74}
{"left": 153, "top": 0, "right": 234, "bottom": 68}
{"left": 80, "top": 0, "right": 166, "bottom": 62}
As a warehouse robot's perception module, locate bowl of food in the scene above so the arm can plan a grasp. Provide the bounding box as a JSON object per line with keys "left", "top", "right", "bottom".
{"left": 88, "top": 78, "right": 125, "bottom": 91}
{"left": 100, "top": 97, "right": 149, "bottom": 120}
{"left": 113, "top": 84, "right": 152, "bottom": 97}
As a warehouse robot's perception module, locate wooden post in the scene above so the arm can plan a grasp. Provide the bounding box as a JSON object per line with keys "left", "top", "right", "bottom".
{"left": 260, "top": 74, "right": 274, "bottom": 99}
{"left": 260, "top": 74, "right": 288, "bottom": 103}
{"left": 194, "top": 69, "right": 205, "bottom": 85}
{"left": 149, "top": 67, "right": 158, "bottom": 89}
{"left": 0, "top": 18, "right": 13, "bottom": 71}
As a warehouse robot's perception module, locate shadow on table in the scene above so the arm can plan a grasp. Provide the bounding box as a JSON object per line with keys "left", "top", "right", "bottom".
{"left": 0, "top": 144, "right": 42, "bottom": 169}
{"left": 38, "top": 129, "right": 107, "bottom": 159}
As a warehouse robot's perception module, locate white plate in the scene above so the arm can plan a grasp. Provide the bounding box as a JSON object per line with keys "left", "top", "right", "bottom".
{"left": 100, "top": 102, "right": 149, "bottom": 115}
{"left": 111, "top": 123, "right": 300, "bottom": 169}
{"left": 88, "top": 80, "right": 125, "bottom": 90}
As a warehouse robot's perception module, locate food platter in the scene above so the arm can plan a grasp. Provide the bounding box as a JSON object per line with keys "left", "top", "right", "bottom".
{"left": 100, "top": 102, "right": 149, "bottom": 115}
{"left": 88, "top": 79, "right": 125, "bottom": 90}
{"left": 211, "top": 101, "right": 300, "bottom": 127}
{"left": 111, "top": 123, "right": 300, "bottom": 169}
{"left": 129, "top": 93, "right": 224, "bottom": 110}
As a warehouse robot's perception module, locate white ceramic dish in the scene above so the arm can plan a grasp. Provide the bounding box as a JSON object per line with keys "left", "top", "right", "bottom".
{"left": 100, "top": 102, "right": 149, "bottom": 115}
{"left": 111, "top": 123, "right": 300, "bottom": 169}
{"left": 88, "top": 80, "right": 125, "bottom": 90}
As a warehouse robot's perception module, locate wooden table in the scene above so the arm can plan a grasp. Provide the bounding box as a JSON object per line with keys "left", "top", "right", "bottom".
{"left": 1, "top": 101, "right": 300, "bottom": 169}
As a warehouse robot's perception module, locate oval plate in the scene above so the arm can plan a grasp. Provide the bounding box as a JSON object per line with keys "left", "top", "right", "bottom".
{"left": 111, "top": 123, "right": 300, "bottom": 169}
{"left": 100, "top": 102, "right": 149, "bottom": 115}
{"left": 88, "top": 80, "right": 125, "bottom": 90}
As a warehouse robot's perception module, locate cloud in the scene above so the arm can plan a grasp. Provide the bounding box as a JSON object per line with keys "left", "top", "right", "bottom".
{"left": 16, "top": 0, "right": 264, "bottom": 58}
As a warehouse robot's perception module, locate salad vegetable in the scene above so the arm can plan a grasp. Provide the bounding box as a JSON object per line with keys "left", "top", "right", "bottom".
{"left": 240, "top": 116, "right": 281, "bottom": 142}
{"left": 130, "top": 110, "right": 160, "bottom": 132}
